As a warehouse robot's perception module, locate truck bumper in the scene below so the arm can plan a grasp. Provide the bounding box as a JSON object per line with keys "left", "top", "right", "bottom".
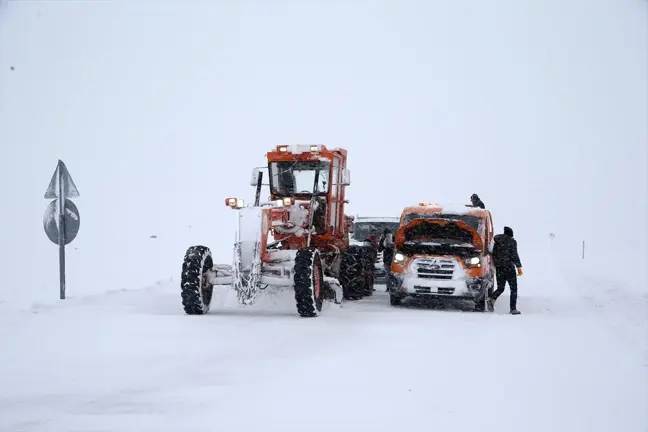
{"left": 388, "top": 272, "right": 486, "bottom": 300}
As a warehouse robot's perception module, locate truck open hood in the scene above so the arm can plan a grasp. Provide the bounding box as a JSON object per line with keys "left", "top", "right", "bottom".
{"left": 394, "top": 218, "right": 483, "bottom": 251}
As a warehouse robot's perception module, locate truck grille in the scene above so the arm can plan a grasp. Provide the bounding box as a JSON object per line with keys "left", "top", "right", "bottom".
{"left": 414, "top": 258, "right": 456, "bottom": 280}
{"left": 414, "top": 286, "right": 455, "bottom": 295}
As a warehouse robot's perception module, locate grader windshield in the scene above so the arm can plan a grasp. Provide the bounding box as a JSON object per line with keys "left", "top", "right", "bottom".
{"left": 269, "top": 160, "right": 330, "bottom": 197}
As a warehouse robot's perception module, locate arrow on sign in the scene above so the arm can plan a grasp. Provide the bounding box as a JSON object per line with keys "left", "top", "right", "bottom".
{"left": 44, "top": 160, "right": 79, "bottom": 199}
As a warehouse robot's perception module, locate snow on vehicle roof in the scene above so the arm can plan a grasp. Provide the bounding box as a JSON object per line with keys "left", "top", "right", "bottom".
{"left": 273, "top": 145, "right": 343, "bottom": 161}
{"left": 404, "top": 202, "right": 487, "bottom": 215}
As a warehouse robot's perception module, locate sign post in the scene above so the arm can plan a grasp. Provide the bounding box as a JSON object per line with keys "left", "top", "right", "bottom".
{"left": 43, "top": 160, "right": 80, "bottom": 299}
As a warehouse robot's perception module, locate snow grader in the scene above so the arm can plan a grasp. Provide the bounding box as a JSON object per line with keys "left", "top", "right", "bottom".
{"left": 180, "top": 144, "right": 376, "bottom": 317}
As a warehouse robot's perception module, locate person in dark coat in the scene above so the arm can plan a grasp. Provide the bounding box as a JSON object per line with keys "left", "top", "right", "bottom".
{"left": 366, "top": 229, "right": 379, "bottom": 250}
{"left": 379, "top": 228, "right": 395, "bottom": 276}
{"left": 489, "top": 226, "right": 523, "bottom": 314}
{"left": 470, "top": 194, "right": 485, "bottom": 209}
{"left": 364, "top": 229, "right": 380, "bottom": 291}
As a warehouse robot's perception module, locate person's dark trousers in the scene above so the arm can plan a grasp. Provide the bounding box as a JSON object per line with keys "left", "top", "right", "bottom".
{"left": 383, "top": 249, "right": 394, "bottom": 276}
{"left": 492, "top": 267, "right": 518, "bottom": 311}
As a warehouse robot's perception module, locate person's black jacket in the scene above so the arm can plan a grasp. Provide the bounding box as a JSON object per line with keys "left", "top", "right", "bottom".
{"left": 492, "top": 227, "right": 522, "bottom": 272}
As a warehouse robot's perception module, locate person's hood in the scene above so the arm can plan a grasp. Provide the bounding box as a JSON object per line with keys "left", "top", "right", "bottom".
{"left": 394, "top": 218, "right": 484, "bottom": 250}
{"left": 503, "top": 226, "right": 514, "bottom": 237}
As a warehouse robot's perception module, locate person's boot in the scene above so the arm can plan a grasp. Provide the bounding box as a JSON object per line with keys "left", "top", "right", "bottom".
{"left": 486, "top": 298, "right": 495, "bottom": 312}
{"left": 510, "top": 309, "right": 521, "bottom": 315}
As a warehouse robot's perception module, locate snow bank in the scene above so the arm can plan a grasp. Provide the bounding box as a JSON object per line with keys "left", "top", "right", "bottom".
{"left": 550, "top": 236, "right": 648, "bottom": 295}
{"left": 545, "top": 241, "right": 648, "bottom": 363}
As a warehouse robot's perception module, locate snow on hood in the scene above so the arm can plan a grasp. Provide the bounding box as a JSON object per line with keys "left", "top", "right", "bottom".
{"left": 404, "top": 240, "right": 475, "bottom": 248}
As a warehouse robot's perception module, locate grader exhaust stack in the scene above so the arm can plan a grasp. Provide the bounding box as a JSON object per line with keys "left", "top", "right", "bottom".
{"left": 180, "top": 144, "right": 376, "bottom": 317}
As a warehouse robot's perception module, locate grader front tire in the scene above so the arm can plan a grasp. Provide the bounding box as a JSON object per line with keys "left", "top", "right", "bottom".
{"left": 293, "top": 247, "right": 325, "bottom": 317}
{"left": 181, "top": 245, "right": 214, "bottom": 315}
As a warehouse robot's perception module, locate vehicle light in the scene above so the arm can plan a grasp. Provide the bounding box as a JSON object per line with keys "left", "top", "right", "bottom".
{"left": 283, "top": 197, "right": 295, "bottom": 205}
{"left": 393, "top": 252, "right": 407, "bottom": 265}
{"left": 309, "top": 145, "right": 319, "bottom": 152}
{"left": 225, "top": 197, "right": 244, "bottom": 209}
{"left": 465, "top": 256, "right": 481, "bottom": 267}
{"left": 278, "top": 145, "right": 288, "bottom": 152}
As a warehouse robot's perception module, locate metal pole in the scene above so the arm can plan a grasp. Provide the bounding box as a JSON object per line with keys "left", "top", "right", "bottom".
{"left": 254, "top": 171, "right": 263, "bottom": 206}
{"left": 57, "top": 164, "right": 66, "bottom": 299}
{"left": 582, "top": 240, "right": 585, "bottom": 260}
{"left": 306, "top": 168, "right": 320, "bottom": 248}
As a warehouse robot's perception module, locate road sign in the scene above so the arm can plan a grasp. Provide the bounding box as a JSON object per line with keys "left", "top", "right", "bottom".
{"left": 45, "top": 160, "right": 79, "bottom": 199}
{"left": 43, "top": 198, "right": 80, "bottom": 245}
{"left": 43, "top": 159, "right": 80, "bottom": 300}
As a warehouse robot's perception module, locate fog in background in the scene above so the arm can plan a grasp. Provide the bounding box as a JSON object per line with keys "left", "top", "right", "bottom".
{"left": 1, "top": 0, "right": 646, "bottom": 305}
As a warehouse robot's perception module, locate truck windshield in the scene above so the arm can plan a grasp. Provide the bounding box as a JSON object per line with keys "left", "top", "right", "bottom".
{"left": 269, "top": 161, "right": 330, "bottom": 197}
{"left": 352, "top": 222, "right": 400, "bottom": 241}
{"left": 402, "top": 213, "right": 483, "bottom": 231}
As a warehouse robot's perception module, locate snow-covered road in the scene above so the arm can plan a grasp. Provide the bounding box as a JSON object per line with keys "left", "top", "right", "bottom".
{"left": 1, "top": 266, "right": 646, "bottom": 432}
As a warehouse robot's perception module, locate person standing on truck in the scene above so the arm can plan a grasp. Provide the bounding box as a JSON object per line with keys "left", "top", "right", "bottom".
{"left": 489, "top": 226, "right": 523, "bottom": 314}
{"left": 470, "top": 194, "right": 485, "bottom": 209}
{"left": 380, "top": 228, "right": 395, "bottom": 277}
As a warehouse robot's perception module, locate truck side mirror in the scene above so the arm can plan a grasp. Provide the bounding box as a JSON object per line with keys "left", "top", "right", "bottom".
{"left": 250, "top": 167, "right": 269, "bottom": 186}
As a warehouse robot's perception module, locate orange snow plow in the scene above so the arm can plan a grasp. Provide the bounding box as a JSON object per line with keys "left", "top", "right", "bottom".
{"left": 388, "top": 202, "right": 496, "bottom": 311}
{"left": 180, "top": 145, "right": 376, "bottom": 318}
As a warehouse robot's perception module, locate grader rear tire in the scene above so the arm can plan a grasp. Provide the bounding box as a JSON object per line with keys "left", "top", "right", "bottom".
{"left": 360, "top": 246, "right": 376, "bottom": 296}
{"left": 181, "top": 245, "right": 214, "bottom": 315}
{"left": 294, "top": 247, "right": 325, "bottom": 317}
{"left": 339, "top": 246, "right": 365, "bottom": 300}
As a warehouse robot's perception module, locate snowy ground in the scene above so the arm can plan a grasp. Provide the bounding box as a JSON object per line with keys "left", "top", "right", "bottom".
{"left": 2, "top": 1, "right": 646, "bottom": 430}
{"left": 1, "top": 258, "right": 646, "bottom": 432}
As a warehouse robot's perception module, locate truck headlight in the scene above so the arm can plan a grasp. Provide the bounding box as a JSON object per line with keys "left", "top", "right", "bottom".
{"left": 464, "top": 256, "right": 481, "bottom": 268}
{"left": 393, "top": 252, "right": 406, "bottom": 265}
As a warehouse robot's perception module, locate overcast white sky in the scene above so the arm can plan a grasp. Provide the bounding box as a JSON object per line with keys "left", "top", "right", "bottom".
{"left": 0, "top": 0, "right": 646, "bottom": 302}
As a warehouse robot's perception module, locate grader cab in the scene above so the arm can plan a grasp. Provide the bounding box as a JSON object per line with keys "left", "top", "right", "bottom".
{"left": 180, "top": 144, "right": 375, "bottom": 318}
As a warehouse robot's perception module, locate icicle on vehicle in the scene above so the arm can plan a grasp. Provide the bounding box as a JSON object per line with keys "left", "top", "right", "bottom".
{"left": 180, "top": 144, "right": 376, "bottom": 317}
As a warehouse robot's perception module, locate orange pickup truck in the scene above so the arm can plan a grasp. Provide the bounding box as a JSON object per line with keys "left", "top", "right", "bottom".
{"left": 388, "top": 202, "right": 496, "bottom": 312}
